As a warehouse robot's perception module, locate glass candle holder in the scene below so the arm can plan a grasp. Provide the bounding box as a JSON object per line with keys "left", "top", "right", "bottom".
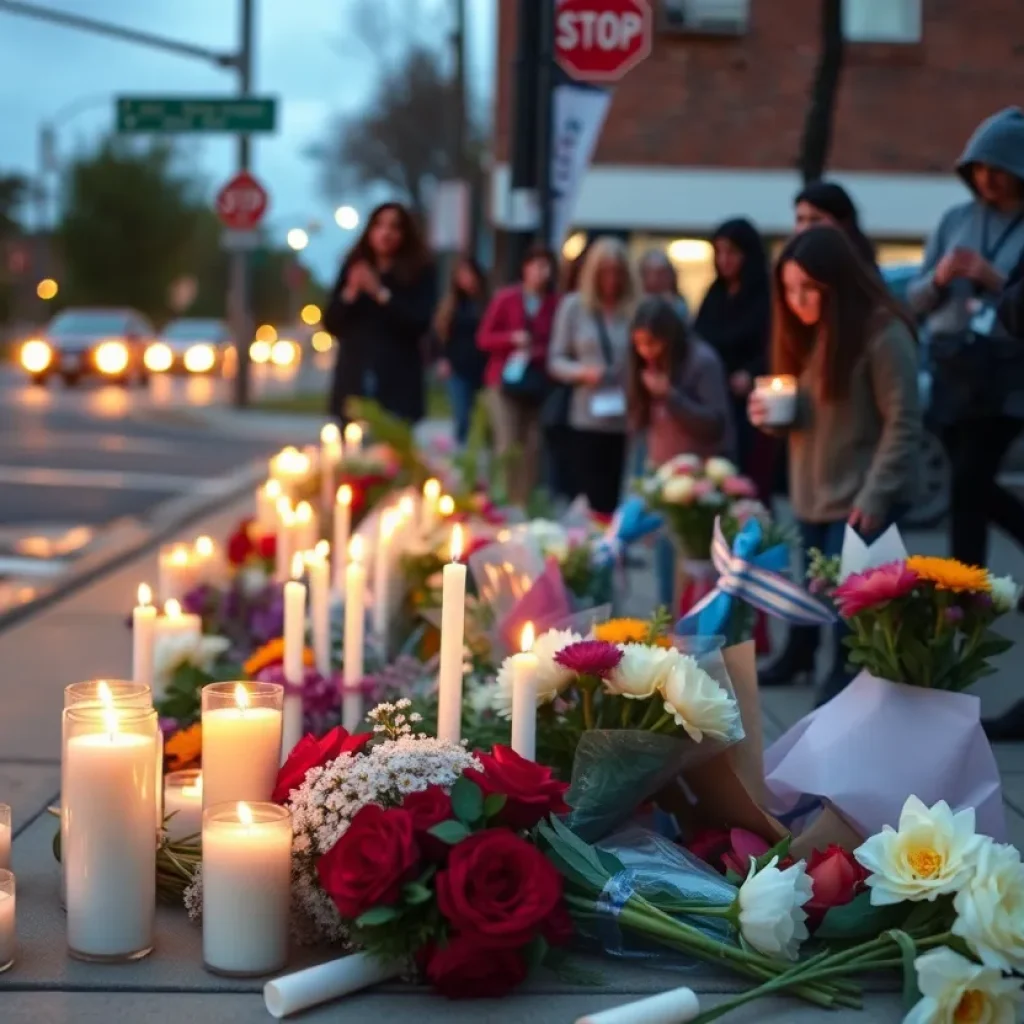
{"left": 202, "top": 802, "right": 292, "bottom": 977}
{"left": 753, "top": 374, "right": 798, "bottom": 426}
{"left": 0, "top": 805, "right": 9, "bottom": 871}
{"left": 64, "top": 706, "right": 158, "bottom": 963}
{"left": 164, "top": 770, "right": 203, "bottom": 844}
{"left": 0, "top": 870, "right": 14, "bottom": 973}
{"left": 201, "top": 682, "right": 284, "bottom": 810}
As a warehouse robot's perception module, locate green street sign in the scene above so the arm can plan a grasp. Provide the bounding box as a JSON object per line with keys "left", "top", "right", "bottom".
{"left": 116, "top": 96, "right": 277, "bottom": 134}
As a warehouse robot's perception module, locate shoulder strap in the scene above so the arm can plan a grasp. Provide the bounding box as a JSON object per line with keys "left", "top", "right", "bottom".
{"left": 591, "top": 311, "right": 616, "bottom": 368}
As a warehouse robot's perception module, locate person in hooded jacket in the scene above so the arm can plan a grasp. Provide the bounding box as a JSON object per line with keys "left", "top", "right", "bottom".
{"left": 794, "top": 181, "right": 879, "bottom": 271}
{"left": 908, "top": 108, "right": 1024, "bottom": 578}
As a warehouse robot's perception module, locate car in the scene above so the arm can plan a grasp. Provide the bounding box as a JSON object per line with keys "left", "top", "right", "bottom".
{"left": 145, "top": 318, "right": 232, "bottom": 376}
{"left": 19, "top": 307, "right": 154, "bottom": 387}
{"left": 881, "top": 262, "right": 952, "bottom": 527}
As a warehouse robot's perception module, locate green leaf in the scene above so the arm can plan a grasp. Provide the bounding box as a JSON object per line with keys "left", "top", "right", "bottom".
{"left": 884, "top": 929, "right": 921, "bottom": 1010}
{"left": 751, "top": 834, "right": 792, "bottom": 875}
{"left": 524, "top": 935, "right": 549, "bottom": 974}
{"left": 450, "top": 777, "right": 484, "bottom": 826}
{"left": 428, "top": 820, "right": 471, "bottom": 845}
{"left": 355, "top": 905, "right": 401, "bottom": 927}
{"left": 402, "top": 883, "right": 432, "bottom": 906}
{"left": 815, "top": 892, "right": 905, "bottom": 940}
{"left": 537, "top": 817, "right": 621, "bottom": 893}
{"left": 483, "top": 793, "right": 508, "bottom": 818}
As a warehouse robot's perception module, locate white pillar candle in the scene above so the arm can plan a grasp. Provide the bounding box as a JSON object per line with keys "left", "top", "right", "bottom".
{"left": 421, "top": 478, "right": 441, "bottom": 535}
{"left": 752, "top": 374, "right": 798, "bottom": 426}
{"left": 307, "top": 545, "right": 331, "bottom": 677}
{"left": 436, "top": 525, "right": 467, "bottom": 745}
{"left": 575, "top": 986, "right": 700, "bottom": 1024}
{"left": 193, "top": 535, "right": 222, "bottom": 587}
{"left": 282, "top": 554, "right": 307, "bottom": 761}
{"left": 203, "top": 802, "right": 292, "bottom": 977}
{"left": 158, "top": 542, "right": 196, "bottom": 604}
{"left": 275, "top": 498, "right": 295, "bottom": 584}
{"left": 132, "top": 583, "right": 157, "bottom": 691}
{"left": 163, "top": 770, "right": 203, "bottom": 844}
{"left": 202, "top": 683, "right": 284, "bottom": 810}
{"left": 372, "top": 509, "right": 395, "bottom": 649}
{"left": 153, "top": 598, "right": 202, "bottom": 650}
{"left": 320, "top": 423, "right": 341, "bottom": 516}
{"left": 264, "top": 952, "right": 402, "bottom": 1018}
{"left": 342, "top": 536, "right": 366, "bottom": 732}
{"left": 510, "top": 623, "right": 539, "bottom": 761}
{"left": 343, "top": 422, "right": 362, "bottom": 459}
{"left": 332, "top": 485, "right": 352, "bottom": 595}
{"left": 294, "top": 500, "right": 318, "bottom": 555}
{"left": 0, "top": 805, "right": 9, "bottom": 871}
{"left": 256, "top": 479, "right": 283, "bottom": 535}
{"left": 0, "top": 874, "right": 13, "bottom": 973}
{"left": 64, "top": 706, "right": 157, "bottom": 961}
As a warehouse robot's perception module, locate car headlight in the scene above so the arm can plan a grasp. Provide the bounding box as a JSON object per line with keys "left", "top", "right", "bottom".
{"left": 20, "top": 339, "right": 52, "bottom": 374}
{"left": 144, "top": 343, "right": 174, "bottom": 373}
{"left": 270, "top": 339, "right": 297, "bottom": 366}
{"left": 94, "top": 340, "right": 129, "bottom": 375}
{"left": 184, "top": 344, "right": 216, "bottom": 373}
{"left": 249, "top": 339, "right": 271, "bottom": 364}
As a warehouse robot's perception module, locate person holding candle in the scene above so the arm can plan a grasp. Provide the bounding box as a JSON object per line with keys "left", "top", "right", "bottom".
{"left": 749, "top": 226, "right": 921, "bottom": 701}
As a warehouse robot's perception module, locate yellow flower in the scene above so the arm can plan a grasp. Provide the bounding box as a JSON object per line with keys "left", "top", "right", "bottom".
{"left": 907, "top": 556, "right": 991, "bottom": 594}
{"left": 165, "top": 723, "right": 202, "bottom": 772}
{"left": 593, "top": 618, "right": 672, "bottom": 648}
{"left": 244, "top": 637, "right": 315, "bottom": 677}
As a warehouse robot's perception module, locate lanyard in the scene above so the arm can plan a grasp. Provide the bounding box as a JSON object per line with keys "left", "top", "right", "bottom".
{"left": 979, "top": 207, "right": 1024, "bottom": 263}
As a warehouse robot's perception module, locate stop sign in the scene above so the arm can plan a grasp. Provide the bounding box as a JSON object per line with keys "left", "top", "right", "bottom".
{"left": 555, "top": 0, "right": 653, "bottom": 83}
{"left": 215, "top": 171, "right": 269, "bottom": 231}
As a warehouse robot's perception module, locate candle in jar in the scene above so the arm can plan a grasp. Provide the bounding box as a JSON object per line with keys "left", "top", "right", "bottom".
{"left": 282, "top": 556, "right": 307, "bottom": 760}
{"left": 372, "top": 509, "right": 396, "bottom": 647}
{"left": 0, "top": 872, "right": 14, "bottom": 974}
{"left": 307, "top": 543, "right": 331, "bottom": 677}
{"left": 753, "top": 374, "right": 798, "bottom": 427}
{"left": 320, "top": 423, "right": 342, "bottom": 516}
{"left": 275, "top": 497, "right": 295, "bottom": 584}
{"left": 132, "top": 583, "right": 157, "bottom": 690}
{"left": 422, "top": 478, "right": 441, "bottom": 535}
{"left": 0, "top": 805, "right": 9, "bottom": 871}
{"left": 202, "top": 802, "right": 292, "bottom": 977}
{"left": 332, "top": 484, "right": 352, "bottom": 595}
{"left": 343, "top": 422, "right": 362, "bottom": 459}
{"left": 510, "top": 623, "right": 539, "bottom": 761}
{"left": 294, "top": 500, "right": 318, "bottom": 555}
{"left": 436, "top": 525, "right": 467, "bottom": 744}
{"left": 158, "top": 542, "right": 196, "bottom": 605}
{"left": 342, "top": 536, "right": 366, "bottom": 731}
{"left": 256, "top": 479, "right": 282, "bottom": 535}
{"left": 202, "top": 683, "right": 284, "bottom": 810}
{"left": 64, "top": 706, "right": 157, "bottom": 961}
{"left": 164, "top": 770, "right": 203, "bottom": 844}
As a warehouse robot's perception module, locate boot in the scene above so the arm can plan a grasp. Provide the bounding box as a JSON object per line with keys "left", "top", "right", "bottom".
{"left": 759, "top": 625, "right": 819, "bottom": 687}
{"left": 983, "top": 699, "right": 1024, "bottom": 742}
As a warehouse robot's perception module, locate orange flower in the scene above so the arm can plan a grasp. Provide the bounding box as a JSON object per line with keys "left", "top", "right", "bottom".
{"left": 593, "top": 618, "right": 672, "bottom": 648}
{"left": 906, "top": 556, "right": 991, "bottom": 594}
{"left": 165, "top": 723, "right": 202, "bottom": 772}
{"left": 244, "top": 638, "right": 316, "bottom": 677}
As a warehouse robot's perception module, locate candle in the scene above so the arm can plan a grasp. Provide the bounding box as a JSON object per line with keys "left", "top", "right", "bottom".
{"left": 269, "top": 446, "right": 311, "bottom": 500}
{"left": 510, "top": 623, "right": 539, "bottom": 760}
{"left": 333, "top": 484, "right": 352, "bottom": 595}
{"left": 275, "top": 497, "right": 295, "bottom": 584}
{"left": 256, "top": 479, "right": 282, "bottom": 535}
{"left": 153, "top": 597, "right": 202, "bottom": 648}
{"left": 422, "top": 478, "right": 441, "bottom": 535}
{"left": 64, "top": 705, "right": 158, "bottom": 961}
{"left": 436, "top": 525, "right": 467, "bottom": 745}
{"left": 439, "top": 494, "right": 455, "bottom": 518}
{"left": 294, "top": 500, "right": 318, "bottom": 555}
{"left": 164, "top": 770, "right": 203, "bottom": 844}
{"left": 575, "top": 986, "right": 700, "bottom": 1024}
{"left": 202, "top": 683, "right": 284, "bottom": 810}
{"left": 282, "top": 554, "right": 307, "bottom": 760}
{"left": 0, "top": 872, "right": 14, "bottom": 974}
{"left": 0, "top": 805, "right": 9, "bottom": 871}
{"left": 307, "top": 544, "right": 331, "bottom": 677}
{"left": 753, "top": 374, "right": 798, "bottom": 426}
{"left": 193, "top": 535, "right": 221, "bottom": 587}
{"left": 397, "top": 494, "right": 416, "bottom": 543}
{"left": 343, "top": 422, "right": 362, "bottom": 459}
{"left": 202, "top": 802, "right": 291, "bottom": 977}
{"left": 320, "top": 423, "right": 342, "bottom": 516}
{"left": 158, "top": 542, "right": 196, "bottom": 604}
{"left": 132, "top": 583, "right": 156, "bottom": 690}
{"left": 342, "top": 536, "right": 366, "bottom": 732}
{"left": 372, "top": 509, "right": 395, "bottom": 649}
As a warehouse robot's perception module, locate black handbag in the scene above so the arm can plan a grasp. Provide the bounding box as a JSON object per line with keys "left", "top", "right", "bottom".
{"left": 502, "top": 357, "right": 550, "bottom": 405}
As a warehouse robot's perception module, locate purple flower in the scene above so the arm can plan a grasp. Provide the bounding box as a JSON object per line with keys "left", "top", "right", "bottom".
{"left": 944, "top": 605, "right": 965, "bottom": 625}
{"left": 554, "top": 640, "right": 623, "bottom": 678}
{"left": 182, "top": 583, "right": 216, "bottom": 617}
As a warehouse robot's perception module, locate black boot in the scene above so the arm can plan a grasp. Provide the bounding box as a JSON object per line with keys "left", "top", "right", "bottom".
{"left": 983, "top": 699, "right": 1024, "bottom": 742}
{"left": 760, "top": 625, "right": 819, "bottom": 687}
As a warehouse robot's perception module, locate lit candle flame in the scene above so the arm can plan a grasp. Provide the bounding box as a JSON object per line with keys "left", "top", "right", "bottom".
{"left": 170, "top": 544, "right": 189, "bottom": 565}
{"left": 103, "top": 707, "right": 119, "bottom": 739}
{"left": 165, "top": 598, "right": 182, "bottom": 618}
{"left": 194, "top": 535, "right": 214, "bottom": 557}
{"left": 450, "top": 523, "right": 463, "bottom": 562}
{"left": 315, "top": 539, "right": 330, "bottom": 560}
{"left": 321, "top": 422, "right": 341, "bottom": 445}
{"left": 238, "top": 801, "right": 253, "bottom": 827}
{"left": 234, "top": 683, "right": 249, "bottom": 711}
{"left": 276, "top": 495, "right": 292, "bottom": 517}
{"left": 291, "top": 552, "right": 305, "bottom": 580}
{"left": 398, "top": 495, "right": 414, "bottom": 519}
{"left": 423, "top": 478, "right": 441, "bottom": 501}
{"left": 265, "top": 479, "right": 282, "bottom": 499}
{"left": 337, "top": 483, "right": 353, "bottom": 506}
{"left": 295, "top": 500, "right": 313, "bottom": 523}
{"left": 521, "top": 622, "right": 535, "bottom": 653}
{"left": 439, "top": 495, "right": 455, "bottom": 517}
{"left": 771, "top": 377, "right": 783, "bottom": 392}
{"left": 97, "top": 680, "right": 113, "bottom": 708}
{"left": 349, "top": 535, "right": 364, "bottom": 562}
{"left": 343, "top": 423, "right": 363, "bottom": 447}
{"left": 137, "top": 582, "right": 152, "bottom": 607}
{"left": 497, "top": 529, "right": 511, "bottom": 543}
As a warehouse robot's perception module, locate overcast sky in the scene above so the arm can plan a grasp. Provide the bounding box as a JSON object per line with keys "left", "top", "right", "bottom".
{"left": 0, "top": 0, "right": 496, "bottom": 279}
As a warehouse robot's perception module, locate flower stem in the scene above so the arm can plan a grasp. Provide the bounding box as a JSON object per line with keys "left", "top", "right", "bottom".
{"left": 582, "top": 687, "right": 595, "bottom": 731}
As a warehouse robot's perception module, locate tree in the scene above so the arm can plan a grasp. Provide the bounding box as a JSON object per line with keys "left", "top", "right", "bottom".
{"left": 0, "top": 173, "right": 28, "bottom": 329}
{"left": 797, "top": 0, "right": 845, "bottom": 183}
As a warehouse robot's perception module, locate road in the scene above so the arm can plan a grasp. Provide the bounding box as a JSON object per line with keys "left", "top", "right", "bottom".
{"left": 0, "top": 358, "right": 330, "bottom": 611}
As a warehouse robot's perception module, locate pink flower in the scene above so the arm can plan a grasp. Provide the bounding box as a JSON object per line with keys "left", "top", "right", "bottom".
{"left": 833, "top": 561, "right": 919, "bottom": 619}
{"left": 692, "top": 479, "right": 716, "bottom": 499}
{"left": 722, "top": 475, "right": 758, "bottom": 499}
{"left": 554, "top": 640, "right": 623, "bottom": 678}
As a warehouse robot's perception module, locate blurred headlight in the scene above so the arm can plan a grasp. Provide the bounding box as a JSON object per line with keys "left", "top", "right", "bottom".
{"left": 144, "top": 343, "right": 174, "bottom": 373}
{"left": 95, "top": 340, "right": 129, "bottom": 375}
{"left": 184, "top": 343, "right": 216, "bottom": 373}
{"left": 270, "top": 340, "right": 297, "bottom": 366}
{"left": 20, "top": 339, "right": 52, "bottom": 374}
{"left": 249, "top": 339, "right": 271, "bottom": 364}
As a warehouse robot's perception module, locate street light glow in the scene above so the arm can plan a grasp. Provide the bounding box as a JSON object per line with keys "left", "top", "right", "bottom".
{"left": 36, "top": 278, "right": 58, "bottom": 300}
{"left": 300, "top": 303, "right": 321, "bottom": 326}
{"left": 287, "top": 228, "right": 309, "bottom": 251}
{"left": 334, "top": 205, "right": 359, "bottom": 231}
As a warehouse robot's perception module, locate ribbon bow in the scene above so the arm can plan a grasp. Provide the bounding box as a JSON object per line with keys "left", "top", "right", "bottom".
{"left": 592, "top": 496, "right": 663, "bottom": 569}
{"left": 678, "top": 517, "right": 835, "bottom": 636}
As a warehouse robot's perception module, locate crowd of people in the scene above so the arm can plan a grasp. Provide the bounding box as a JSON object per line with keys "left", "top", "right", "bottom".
{"left": 321, "top": 106, "right": 1024, "bottom": 731}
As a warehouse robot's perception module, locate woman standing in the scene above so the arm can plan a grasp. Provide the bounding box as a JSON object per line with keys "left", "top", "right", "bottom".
{"left": 794, "top": 181, "right": 878, "bottom": 269}
{"left": 476, "top": 244, "right": 559, "bottom": 505}
{"left": 750, "top": 226, "right": 921, "bottom": 702}
{"left": 547, "top": 236, "right": 636, "bottom": 515}
{"left": 431, "top": 256, "right": 489, "bottom": 446}
{"left": 323, "top": 202, "right": 435, "bottom": 424}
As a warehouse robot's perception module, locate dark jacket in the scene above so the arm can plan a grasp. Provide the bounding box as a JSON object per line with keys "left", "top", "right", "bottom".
{"left": 999, "top": 250, "right": 1024, "bottom": 337}
{"left": 440, "top": 297, "right": 488, "bottom": 387}
{"left": 323, "top": 265, "right": 436, "bottom": 423}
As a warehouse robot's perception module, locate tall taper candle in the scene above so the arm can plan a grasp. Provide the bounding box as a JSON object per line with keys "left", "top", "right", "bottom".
{"left": 332, "top": 484, "right": 352, "bottom": 595}
{"left": 422, "top": 477, "right": 441, "bottom": 535}
{"left": 510, "top": 622, "right": 539, "bottom": 760}
{"left": 294, "top": 501, "right": 318, "bottom": 556}
{"left": 372, "top": 509, "right": 395, "bottom": 650}
{"left": 132, "top": 583, "right": 156, "bottom": 690}
{"left": 256, "top": 479, "right": 282, "bottom": 535}
{"left": 436, "top": 525, "right": 467, "bottom": 744}
{"left": 342, "top": 536, "right": 366, "bottom": 731}
{"left": 343, "top": 422, "right": 362, "bottom": 459}
{"left": 320, "top": 423, "right": 341, "bottom": 516}
{"left": 282, "top": 554, "right": 306, "bottom": 760}
{"left": 275, "top": 498, "right": 294, "bottom": 584}
{"left": 308, "top": 542, "right": 331, "bottom": 677}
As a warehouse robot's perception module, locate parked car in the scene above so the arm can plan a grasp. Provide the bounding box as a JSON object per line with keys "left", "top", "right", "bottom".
{"left": 145, "top": 318, "right": 232, "bottom": 375}
{"left": 881, "top": 263, "right": 951, "bottom": 527}
{"left": 19, "top": 308, "right": 154, "bottom": 387}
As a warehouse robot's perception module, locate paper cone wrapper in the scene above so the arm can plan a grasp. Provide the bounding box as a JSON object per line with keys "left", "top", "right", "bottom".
{"left": 264, "top": 953, "right": 400, "bottom": 1018}
{"left": 789, "top": 804, "right": 864, "bottom": 859}
{"left": 576, "top": 986, "right": 700, "bottom": 1024}
{"left": 720, "top": 640, "right": 765, "bottom": 805}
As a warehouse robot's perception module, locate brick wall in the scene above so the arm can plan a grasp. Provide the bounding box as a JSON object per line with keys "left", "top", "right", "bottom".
{"left": 494, "top": 0, "right": 1024, "bottom": 173}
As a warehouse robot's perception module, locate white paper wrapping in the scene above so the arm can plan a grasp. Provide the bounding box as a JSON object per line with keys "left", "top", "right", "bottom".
{"left": 263, "top": 952, "right": 400, "bottom": 1018}
{"left": 576, "top": 986, "right": 700, "bottom": 1024}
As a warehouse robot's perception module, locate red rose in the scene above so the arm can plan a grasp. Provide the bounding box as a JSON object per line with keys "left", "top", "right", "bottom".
{"left": 424, "top": 933, "right": 528, "bottom": 999}
{"left": 257, "top": 532, "right": 277, "bottom": 561}
{"left": 465, "top": 746, "right": 569, "bottom": 830}
{"left": 227, "top": 523, "right": 255, "bottom": 566}
{"left": 273, "top": 726, "right": 372, "bottom": 803}
{"left": 436, "top": 830, "right": 563, "bottom": 947}
{"left": 317, "top": 805, "right": 419, "bottom": 919}
{"left": 805, "top": 845, "right": 868, "bottom": 929}
{"left": 541, "top": 902, "right": 574, "bottom": 947}
{"left": 402, "top": 786, "right": 452, "bottom": 859}
{"left": 686, "top": 829, "right": 733, "bottom": 871}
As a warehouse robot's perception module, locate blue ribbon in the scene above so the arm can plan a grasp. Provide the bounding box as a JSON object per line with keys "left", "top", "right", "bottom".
{"left": 677, "top": 517, "right": 835, "bottom": 635}
{"left": 592, "top": 495, "right": 663, "bottom": 569}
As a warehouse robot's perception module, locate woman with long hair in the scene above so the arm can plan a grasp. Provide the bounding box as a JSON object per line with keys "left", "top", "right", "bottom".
{"left": 323, "top": 201, "right": 435, "bottom": 424}
{"left": 431, "top": 256, "right": 489, "bottom": 446}
{"left": 751, "top": 225, "right": 921, "bottom": 702}
{"left": 547, "top": 236, "right": 636, "bottom": 515}
{"left": 794, "top": 180, "right": 878, "bottom": 269}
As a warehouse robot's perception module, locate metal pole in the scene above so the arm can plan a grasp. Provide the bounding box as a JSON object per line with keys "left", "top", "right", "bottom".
{"left": 536, "top": 0, "right": 556, "bottom": 252}
{"left": 231, "top": 0, "right": 254, "bottom": 409}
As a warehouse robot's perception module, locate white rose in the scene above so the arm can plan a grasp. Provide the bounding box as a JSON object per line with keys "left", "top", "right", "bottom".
{"left": 660, "top": 655, "right": 740, "bottom": 743}
{"left": 605, "top": 643, "right": 678, "bottom": 700}
{"left": 491, "top": 627, "right": 581, "bottom": 717}
{"left": 656, "top": 454, "right": 702, "bottom": 483}
{"left": 704, "top": 457, "right": 738, "bottom": 484}
{"left": 855, "top": 795, "right": 985, "bottom": 906}
{"left": 905, "top": 946, "right": 1024, "bottom": 1024}
{"left": 988, "top": 574, "right": 1021, "bottom": 615}
{"left": 662, "top": 475, "right": 696, "bottom": 505}
{"left": 952, "top": 839, "right": 1024, "bottom": 973}
{"left": 736, "top": 856, "right": 813, "bottom": 961}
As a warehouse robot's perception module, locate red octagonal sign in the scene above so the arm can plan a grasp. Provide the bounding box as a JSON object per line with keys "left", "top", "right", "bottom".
{"left": 215, "top": 170, "right": 269, "bottom": 231}
{"left": 555, "top": 0, "right": 653, "bottom": 84}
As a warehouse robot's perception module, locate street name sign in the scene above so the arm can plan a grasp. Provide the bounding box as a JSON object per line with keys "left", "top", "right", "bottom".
{"left": 116, "top": 97, "right": 277, "bottom": 134}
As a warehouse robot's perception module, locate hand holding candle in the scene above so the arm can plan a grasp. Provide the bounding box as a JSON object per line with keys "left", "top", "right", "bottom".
{"left": 510, "top": 623, "right": 539, "bottom": 761}
{"left": 436, "top": 525, "right": 467, "bottom": 744}
{"left": 751, "top": 374, "right": 797, "bottom": 427}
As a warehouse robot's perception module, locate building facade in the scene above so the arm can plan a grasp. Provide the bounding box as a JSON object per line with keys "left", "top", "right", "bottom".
{"left": 490, "top": 0, "right": 1024, "bottom": 304}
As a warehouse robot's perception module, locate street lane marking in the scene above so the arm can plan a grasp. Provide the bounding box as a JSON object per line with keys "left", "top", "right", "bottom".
{"left": 0, "top": 466, "right": 227, "bottom": 493}
{"left": 0, "top": 433, "right": 183, "bottom": 457}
